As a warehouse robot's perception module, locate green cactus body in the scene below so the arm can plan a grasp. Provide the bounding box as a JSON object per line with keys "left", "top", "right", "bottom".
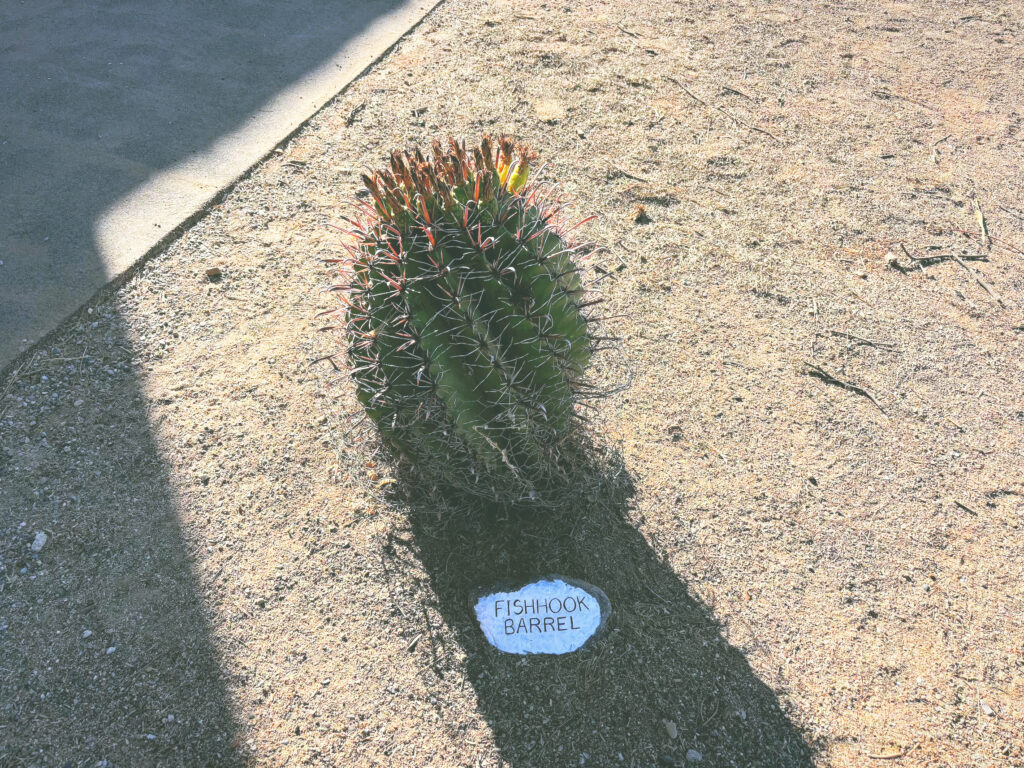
{"left": 333, "top": 137, "right": 596, "bottom": 502}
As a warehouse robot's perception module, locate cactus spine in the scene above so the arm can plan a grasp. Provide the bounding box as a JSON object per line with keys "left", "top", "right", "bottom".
{"left": 332, "top": 137, "right": 597, "bottom": 503}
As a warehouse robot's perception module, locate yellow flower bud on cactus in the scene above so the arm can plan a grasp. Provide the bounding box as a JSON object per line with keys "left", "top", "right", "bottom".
{"left": 507, "top": 160, "right": 530, "bottom": 194}
{"left": 334, "top": 135, "right": 598, "bottom": 505}
{"left": 496, "top": 156, "right": 510, "bottom": 181}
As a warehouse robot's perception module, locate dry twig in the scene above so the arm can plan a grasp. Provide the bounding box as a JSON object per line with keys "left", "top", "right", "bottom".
{"left": 665, "top": 77, "right": 780, "bottom": 141}
{"left": 931, "top": 134, "right": 952, "bottom": 165}
{"left": 826, "top": 329, "right": 897, "bottom": 349}
{"left": 803, "top": 361, "right": 886, "bottom": 414}
{"left": 950, "top": 253, "right": 1003, "bottom": 306}
{"left": 897, "top": 242, "right": 985, "bottom": 265}
{"left": 968, "top": 231, "right": 1023, "bottom": 257}
{"left": 954, "top": 499, "right": 980, "bottom": 516}
{"left": 722, "top": 85, "right": 754, "bottom": 101}
{"left": 346, "top": 102, "right": 367, "bottom": 127}
{"left": 713, "top": 105, "right": 781, "bottom": 143}
{"left": 665, "top": 76, "right": 707, "bottom": 106}
{"left": 999, "top": 204, "right": 1024, "bottom": 223}
{"left": 868, "top": 747, "right": 911, "bottom": 760}
{"left": 612, "top": 167, "right": 651, "bottom": 183}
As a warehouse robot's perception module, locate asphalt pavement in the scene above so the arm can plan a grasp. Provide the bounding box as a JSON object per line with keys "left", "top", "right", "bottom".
{"left": 0, "top": 0, "right": 437, "bottom": 369}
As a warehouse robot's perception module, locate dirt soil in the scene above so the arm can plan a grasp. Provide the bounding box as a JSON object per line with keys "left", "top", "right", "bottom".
{"left": 2, "top": 0, "right": 1023, "bottom": 766}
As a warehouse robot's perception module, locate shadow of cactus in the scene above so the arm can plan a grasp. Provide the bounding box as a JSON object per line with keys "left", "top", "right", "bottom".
{"left": 378, "top": 445, "right": 815, "bottom": 767}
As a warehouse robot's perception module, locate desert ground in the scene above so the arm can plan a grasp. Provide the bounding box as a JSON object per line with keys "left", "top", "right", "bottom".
{"left": 2, "top": 0, "right": 1022, "bottom": 766}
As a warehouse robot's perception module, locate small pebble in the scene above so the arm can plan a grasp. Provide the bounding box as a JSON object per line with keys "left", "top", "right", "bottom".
{"left": 31, "top": 531, "right": 48, "bottom": 552}
{"left": 664, "top": 719, "right": 678, "bottom": 739}
{"left": 83, "top": 629, "right": 93, "bottom": 638}
{"left": 981, "top": 701, "right": 995, "bottom": 716}
{"left": 686, "top": 749, "right": 703, "bottom": 763}
{"left": 106, "top": 646, "right": 116, "bottom": 654}
{"left": 657, "top": 756, "right": 676, "bottom": 767}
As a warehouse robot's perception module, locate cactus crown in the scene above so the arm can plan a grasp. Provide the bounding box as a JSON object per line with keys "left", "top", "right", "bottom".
{"left": 332, "top": 136, "right": 599, "bottom": 504}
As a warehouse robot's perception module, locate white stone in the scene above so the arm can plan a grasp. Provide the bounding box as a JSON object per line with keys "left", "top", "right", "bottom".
{"left": 474, "top": 577, "right": 607, "bottom": 655}
{"left": 30, "top": 531, "right": 48, "bottom": 552}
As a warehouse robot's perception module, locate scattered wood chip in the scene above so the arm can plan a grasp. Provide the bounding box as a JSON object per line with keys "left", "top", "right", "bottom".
{"left": 205, "top": 266, "right": 222, "bottom": 281}
{"left": 954, "top": 228, "right": 1024, "bottom": 257}
{"left": 973, "top": 198, "right": 990, "bottom": 250}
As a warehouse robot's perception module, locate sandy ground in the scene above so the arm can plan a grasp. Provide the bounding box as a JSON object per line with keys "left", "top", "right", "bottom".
{"left": 2, "top": 0, "right": 1023, "bottom": 766}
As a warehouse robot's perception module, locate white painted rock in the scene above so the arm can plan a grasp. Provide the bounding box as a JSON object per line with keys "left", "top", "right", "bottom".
{"left": 472, "top": 576, "right": 610, "bottom": 655}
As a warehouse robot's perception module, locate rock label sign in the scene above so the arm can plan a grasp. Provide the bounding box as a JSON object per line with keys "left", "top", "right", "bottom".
{"left": 472, "top": 576, "right": 610, "bottom": 655}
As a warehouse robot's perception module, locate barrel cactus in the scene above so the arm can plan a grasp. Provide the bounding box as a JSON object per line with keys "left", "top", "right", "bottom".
{"left": 331, "top": 136, "right": 599, "bottom": 503}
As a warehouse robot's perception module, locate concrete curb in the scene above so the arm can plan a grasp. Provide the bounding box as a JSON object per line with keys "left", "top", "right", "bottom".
{"left": 1, "top": 0, "right": 446, "bottom": 380}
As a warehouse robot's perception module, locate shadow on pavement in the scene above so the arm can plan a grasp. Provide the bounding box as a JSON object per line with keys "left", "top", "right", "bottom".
{"left": 0, "top": 315, "right": 242, "bottom": 766}
{"left": 0, "top": 2, "right": 405, "bottom": 763}
{"left": 0, "top": 0, "right": 407, "bottom": 366}
{"left": 392, "top": 451, "right": 815, "bottom": 767}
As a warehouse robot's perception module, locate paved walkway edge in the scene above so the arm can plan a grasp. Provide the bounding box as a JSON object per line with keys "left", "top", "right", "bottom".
{"left": 1, "top": 0, "right": 446, "bottom": 380}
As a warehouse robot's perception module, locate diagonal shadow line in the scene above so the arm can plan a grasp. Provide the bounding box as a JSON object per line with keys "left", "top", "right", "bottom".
{"left": 0, "top": 312, "right": 244, "bottom": 767}
{"left": 384, "top": 450, "right": 816, "bottom": 767}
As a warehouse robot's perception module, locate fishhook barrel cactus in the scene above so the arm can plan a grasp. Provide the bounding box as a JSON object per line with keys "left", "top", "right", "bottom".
{"left": 329, "top": 136, "right": 600, "bottom": 503}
